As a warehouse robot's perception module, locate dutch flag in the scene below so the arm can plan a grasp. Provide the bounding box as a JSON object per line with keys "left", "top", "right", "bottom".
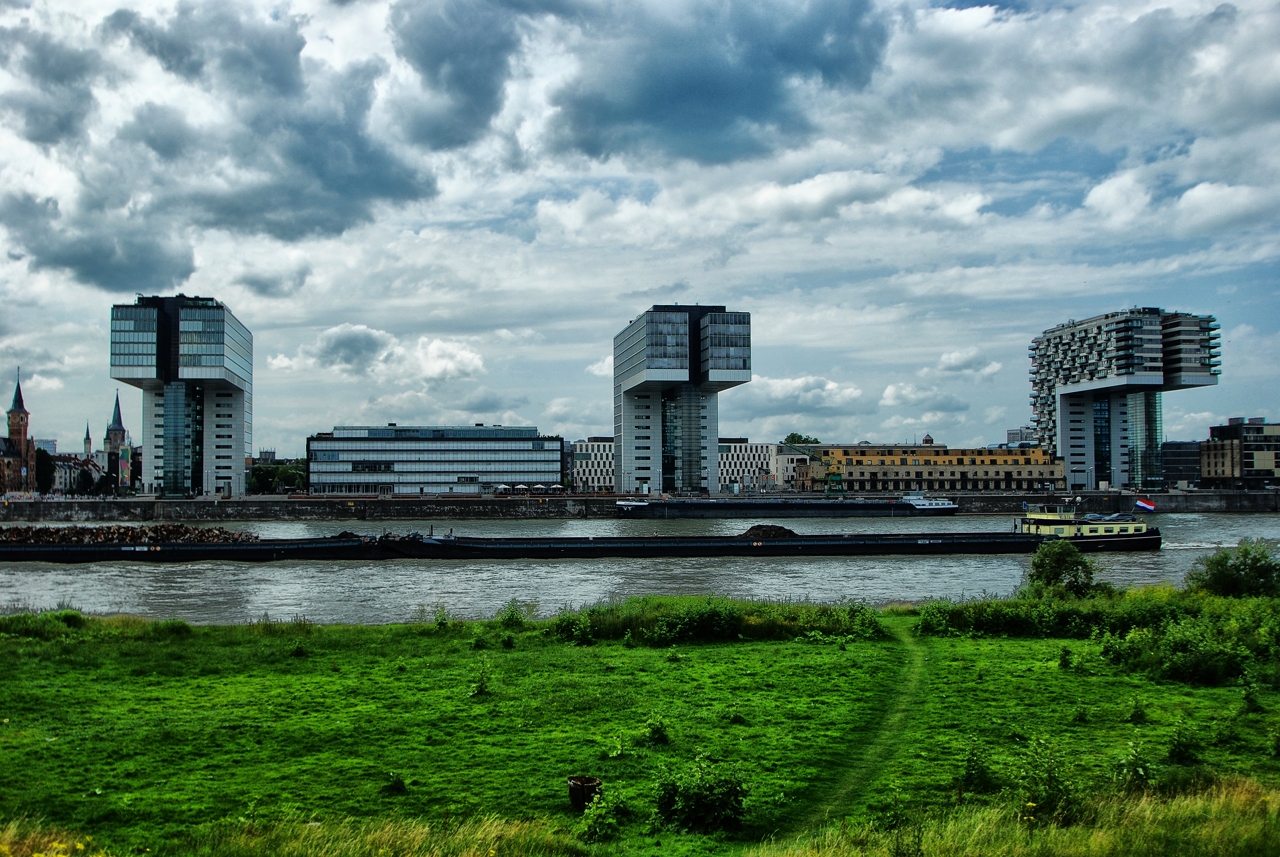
{"left": 1134, "top": 498, "right": 1156, "bottom": 512}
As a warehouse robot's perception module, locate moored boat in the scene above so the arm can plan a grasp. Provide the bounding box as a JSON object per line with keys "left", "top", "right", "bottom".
{"left": 614, "top": 494, "right": 956, "bottom": 518}
{"left": 1017, "top": 503, "right": 1161, "bottom": 551}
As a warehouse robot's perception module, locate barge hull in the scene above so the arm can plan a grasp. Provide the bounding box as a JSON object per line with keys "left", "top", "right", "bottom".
{"left": 0, "top": 530, "right": 1159, "bottom": 563}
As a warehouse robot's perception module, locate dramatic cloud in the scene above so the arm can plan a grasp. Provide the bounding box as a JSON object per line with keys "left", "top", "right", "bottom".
{"left": 235, "top": 263, "right": 311, "bottom": 298}
{"left": 1, "top": 0, "right": 1276, "bottom": 453}
{"left": 273, "top": 324, "right": 484, "bottom": 386}
{"left": 549, "top": 0, "right": 889, "bottom": 163}
{"left": 0, "top": 193, "right": 195, "bottom": 292}
{"left": 389, "top": 0, "right": 525, "bottom": 149}
{"left": 0, "top": 26, "right": 102, "bottom": 144}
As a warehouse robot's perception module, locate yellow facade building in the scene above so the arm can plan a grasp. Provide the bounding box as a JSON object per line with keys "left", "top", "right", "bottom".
{"left": 792, "top": 436, "right": 1065, "bottom": 493}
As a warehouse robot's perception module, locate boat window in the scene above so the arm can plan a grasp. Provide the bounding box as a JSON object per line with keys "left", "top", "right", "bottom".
{"left": 1088, "top": 527, "right": 1098, "bottom": 534}
{"left": 1054, "top": 528, "right": 1064, "bottom": 534}
{"left": 1104, "top": 527, "right": 1114, "bottom": 533}
{"left": 1119, "top": 527, "right": 1129, "bottom": 533}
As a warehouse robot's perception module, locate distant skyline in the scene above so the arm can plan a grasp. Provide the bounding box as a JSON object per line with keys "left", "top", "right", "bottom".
{"left": 2, "top": 0, "right": 1277, "bottom": 457}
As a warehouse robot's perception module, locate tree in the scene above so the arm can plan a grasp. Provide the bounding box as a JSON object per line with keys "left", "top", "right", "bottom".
{"left": 783, "top": 433, "right": 820, "bottom": 445}
{"left": 35, "top": 448, "right": 54, "bottom": 494}
{"left": 1186, "top": 539, "right": 1280, "bottom": 597}
{"left": 1027, "top": 540, "right": 1096, "bottom": 597}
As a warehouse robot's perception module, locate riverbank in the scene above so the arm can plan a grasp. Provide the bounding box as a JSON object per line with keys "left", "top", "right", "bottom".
{"left": 3, "top": 590, "right": 1279, "bottom": 856}
{"left": 3, "top": 490, "right": 1277, "bottom": 522}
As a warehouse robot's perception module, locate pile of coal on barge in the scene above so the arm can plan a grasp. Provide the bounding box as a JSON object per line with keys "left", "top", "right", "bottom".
{"left": 0, "top": 508, "right": 1159, "bottom": 564}
{"left": 0, "top": 524, "right": 377, "bottom": 563}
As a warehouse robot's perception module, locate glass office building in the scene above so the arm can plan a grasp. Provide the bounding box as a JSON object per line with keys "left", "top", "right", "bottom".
{"left": 613, "top": 305, "right": 750, "bottom": 494}
{"left": 110, "top": 295, "right": 252, "bottom": 496}
{"left": 307, "top": 425, "right": 564, "bottom": 495}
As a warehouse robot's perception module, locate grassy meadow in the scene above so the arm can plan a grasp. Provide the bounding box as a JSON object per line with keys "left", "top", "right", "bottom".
{"left": 4, "top": 543, "right": 1280, "bottom": 855}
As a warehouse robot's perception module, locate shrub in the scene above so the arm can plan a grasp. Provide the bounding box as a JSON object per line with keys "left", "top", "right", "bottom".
{"left": 469, "top": 655, "right": 493, "bottom": 697}
{"left": 1113, "top": 741, "right": 1155, "bottom": 793}
{"left": 496, "top": 599, "right": 529, "bottom": 631}
{"left": 1027, "top": 540, "right": 1097, "bottom": 598}
{"left": 956, "top": 736, "right": 998, "bottom": 794}
{"left": 1102, "top": 617, "right": 1251, "bottom": 686}
{"left": 0, "top": 610, "right": 85, "bottom": 640}
{"left": 1241, "top": 682, "right": 1265, "bottom": 714}
{"left": 1058, "top": 645, "right": 1074, "bottom": 670}
{"left": 646, "top": 600, "right": 743, "bottom": 646}
{"left": 552, "top": 611, "right": 594, "bottom": 646}
{"left": 147, "top": 619, "right": 193, "bottom": 639}
{"left": 644, "top": 713, "right": 670, "bottom": 745}
{"left": 1168, "top": 721, "right": 1202, "bottom": 765}
{"left": 1016, "top": 737, "right": 1080, "bottom": 825}
{"left": 1127, "top": 697, "right": 1149, "bottom": 725}
{"left": 654, "top": 754, "right": 748, "bottom": 832}
{"left": 577, "top": 789, "right": 627, "bottom": 843}
{"left": 1186, "top": 539, "right": 1280, "bottom": 597}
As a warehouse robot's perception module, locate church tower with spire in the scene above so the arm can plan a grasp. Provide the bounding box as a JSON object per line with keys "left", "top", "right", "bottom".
{"left": 103, "top": 392, "right": 129, "bottom": 493}
{"left": 3, "top": 370, "right": 36, "bottom": 492}
{"left": 84, "top": 422, "right": 92, "bottom": 455}
{"left": 105, "top": 392, "right": 127, "bottom": 455}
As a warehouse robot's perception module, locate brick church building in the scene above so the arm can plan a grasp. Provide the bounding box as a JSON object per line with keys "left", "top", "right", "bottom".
{"left": 2, "top": 376, "right": 36, "bottom": 493}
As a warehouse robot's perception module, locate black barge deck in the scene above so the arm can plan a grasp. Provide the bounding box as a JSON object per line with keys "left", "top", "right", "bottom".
{"left": 0, "top": 528, "right": 1160, "bottom": 563}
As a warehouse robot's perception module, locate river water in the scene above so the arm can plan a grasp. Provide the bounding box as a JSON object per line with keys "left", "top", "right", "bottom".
{"left": 2, "top": 513, "right": 1278, "bottom": 624}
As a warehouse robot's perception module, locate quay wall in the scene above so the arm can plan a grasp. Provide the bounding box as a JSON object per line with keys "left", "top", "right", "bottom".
{"left": 1, "top": 491, "right": 1277, "bottom": 523}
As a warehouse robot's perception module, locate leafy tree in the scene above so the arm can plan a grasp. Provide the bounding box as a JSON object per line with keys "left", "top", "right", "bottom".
{"left": 250, "top": 462, "right": 307, "bottom": 494}
{"left": 1027, "top": 540, "right": 1096, "bottom": 597}
{"left": 35, "top": 448, "right": 54, "bottom": 494}
{"left": 1186, "top": 539, "right": 1280, "bottom": 597}
{"left": 783, "top": 433, "right": 820, "bottom": 445}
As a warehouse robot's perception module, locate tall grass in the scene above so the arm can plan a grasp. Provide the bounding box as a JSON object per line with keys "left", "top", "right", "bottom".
{"left": 746, "top": 779, "right": 1280, "bottom": 857}
{"left": 0, "top": 816, "right": 584, "bottom": 857}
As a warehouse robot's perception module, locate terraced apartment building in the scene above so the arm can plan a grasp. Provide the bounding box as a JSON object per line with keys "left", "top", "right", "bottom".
{"left": 791, "top": 437, "right": 1065, "bottom": 493}
{"left": 1030, "top": 307, "right": 1219, "bottom": 491}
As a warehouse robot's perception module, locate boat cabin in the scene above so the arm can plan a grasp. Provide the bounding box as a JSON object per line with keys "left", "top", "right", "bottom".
{"left": 1018, "top": 504, "right": 1148, "bottom": 539}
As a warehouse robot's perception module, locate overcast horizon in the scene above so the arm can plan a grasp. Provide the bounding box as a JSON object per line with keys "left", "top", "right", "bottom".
{"left": 2, "top": 0, "right": 1277, "bottom": 458}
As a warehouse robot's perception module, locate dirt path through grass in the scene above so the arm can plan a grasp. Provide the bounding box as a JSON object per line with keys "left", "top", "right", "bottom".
{"left": 792, "top": 617, "right": 927, "bottom": 832}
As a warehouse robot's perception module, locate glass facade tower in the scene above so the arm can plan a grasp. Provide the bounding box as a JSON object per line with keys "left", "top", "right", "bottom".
{"left": 110, "top": 295, "right": 252, "bottom": 496}
{"left": 613, "top": 305, "right": 750, "bottom": 494}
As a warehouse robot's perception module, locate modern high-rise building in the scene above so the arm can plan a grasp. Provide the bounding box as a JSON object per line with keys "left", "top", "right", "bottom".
{"left": 110, "top": 295, "right": 253, "bottom": 497}
{"left": 613, "top": 305, "right": 750, "bottom": 494}
{"left": 306, "top": 424, "right": 563, "bottom": 495}
{"left": 1200, "top": 417, "right": 1279, "bottom": 489}
{"left": 1029, "top": 308, "right": 1219, "bottom": 491}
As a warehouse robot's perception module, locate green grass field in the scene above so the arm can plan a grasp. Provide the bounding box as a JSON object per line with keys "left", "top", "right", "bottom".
{"left": 3, "top": 590, "right": 1280, "bottom": 856}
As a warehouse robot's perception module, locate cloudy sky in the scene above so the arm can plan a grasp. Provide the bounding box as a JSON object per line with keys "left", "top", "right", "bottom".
{"left": 1, "top": 0, "right": 1277, "bottom": 457}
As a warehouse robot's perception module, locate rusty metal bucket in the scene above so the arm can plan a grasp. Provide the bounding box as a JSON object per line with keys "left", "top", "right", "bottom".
{"left": 567, "top": 775, "right": 602, "bottom": 812}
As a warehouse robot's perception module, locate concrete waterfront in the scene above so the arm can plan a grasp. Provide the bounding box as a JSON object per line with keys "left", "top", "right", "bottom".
{"left": 1, "top": 491, "right": 1277, "bottom": 522}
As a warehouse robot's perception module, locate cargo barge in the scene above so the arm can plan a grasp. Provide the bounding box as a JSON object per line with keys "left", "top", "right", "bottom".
{"left": 0, "top": 519, "right": 1159, "bottom": 564}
